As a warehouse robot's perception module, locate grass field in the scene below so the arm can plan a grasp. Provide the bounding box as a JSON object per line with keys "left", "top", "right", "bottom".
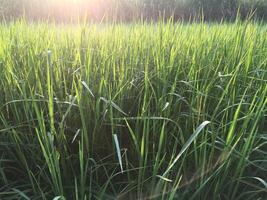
{"left": 0, "top": 20, "right": 266, "bottom": 200}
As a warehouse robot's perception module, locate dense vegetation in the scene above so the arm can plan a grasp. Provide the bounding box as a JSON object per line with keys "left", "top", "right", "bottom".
{"left": 0, "top": 20, "right": 266, "bottom": 199}
{"left": 0, "top": 0, "right": 267, "bottom": 22}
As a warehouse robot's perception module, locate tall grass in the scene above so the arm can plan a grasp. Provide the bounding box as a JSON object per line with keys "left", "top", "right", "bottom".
{"left": 0, "top": 20, "right": 266, "bottom": 199}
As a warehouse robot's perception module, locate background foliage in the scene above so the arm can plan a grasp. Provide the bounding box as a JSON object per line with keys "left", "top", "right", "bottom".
{"left": 0, "top": 0, "right": 267, "bottom": 22}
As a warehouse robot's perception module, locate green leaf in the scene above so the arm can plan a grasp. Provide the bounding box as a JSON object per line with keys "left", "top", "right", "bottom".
{"left": 163, "top": 121, "right": 210, "bottom": 176}
{"left": 113, "top": 134, "right": 123, "bottom": 173}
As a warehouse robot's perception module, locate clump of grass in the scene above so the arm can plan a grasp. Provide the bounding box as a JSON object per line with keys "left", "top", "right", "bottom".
{"left": 0, "top": 20, "right": 266, "bottom": 199}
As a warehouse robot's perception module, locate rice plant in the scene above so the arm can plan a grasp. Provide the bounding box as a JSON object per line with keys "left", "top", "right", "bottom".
{"left": 0, "top": 20, "right": 266, "bottom": 199}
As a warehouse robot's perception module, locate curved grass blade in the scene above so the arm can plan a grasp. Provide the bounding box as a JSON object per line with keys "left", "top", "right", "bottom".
{"left": 163, "top": 121, "right": 211, "bottom": 176}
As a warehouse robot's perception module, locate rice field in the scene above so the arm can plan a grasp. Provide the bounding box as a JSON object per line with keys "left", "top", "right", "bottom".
{"left": 0, "top": 20, "right": 266, "bottom": 199}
